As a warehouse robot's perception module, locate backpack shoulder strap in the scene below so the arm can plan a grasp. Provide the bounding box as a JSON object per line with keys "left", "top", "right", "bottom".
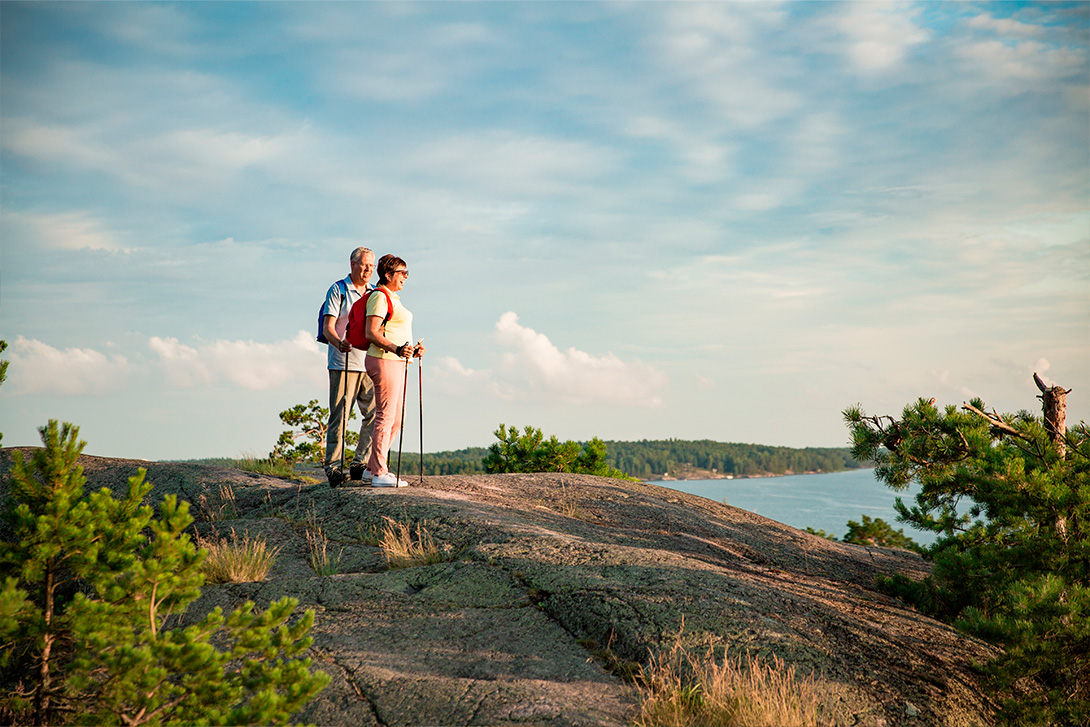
{"left": 377, "top": 287, "right": 393, "bottom": 324}
{"left": 338, "top": 279, "right": 351, "bottom": 313}
{"left": 359, "top": 287, "right": 394, "bottom": 324}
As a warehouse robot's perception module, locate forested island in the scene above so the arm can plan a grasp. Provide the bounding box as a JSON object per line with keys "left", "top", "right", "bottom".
{"left": 417, "top": 439, "right": 859, "bottom": 480}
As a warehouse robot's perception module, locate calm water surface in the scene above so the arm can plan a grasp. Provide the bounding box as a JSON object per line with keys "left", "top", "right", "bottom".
{"left": 652, "top": 468, "right": 934, "bottom": 545}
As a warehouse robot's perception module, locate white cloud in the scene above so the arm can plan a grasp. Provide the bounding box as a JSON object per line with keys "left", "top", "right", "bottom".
{"left": 425, "top": 315, "right": 669, "bottom": 407}
{"left": 1030, "top": 358, "right": 1053, "bottom": 387}
{"left": 966, "top": 13, "right": 1047, "bottom": 39}
{"left": 956, "top": 39, "right": 1086, "bottom": 83}
{"left": 836, "top": 2, "right": 929, "bottom": 74}
{"left": 403, "top": 132, "right": 617, "bottom": 196}
{"left": 928, "top": 369, "right": 978, "bottom": 400}
{"left": 657, "top": 3, "right": 800, "bottom": 127}
{"left": 149, "top": 331, "right": 326, "bottom": 391}
{"left": 494, "top": 312, "right": 667, "bottom": 406}
{"left": 1, "top": 118, "right": 119, "bottom": 175}
{"left": 623, "top": 115, "right": 737, "bottom": 184}
{"left": 6, "top": 337, "right": 132, "bottom": 395}
{"left": 1, "top": 210, "right": 132, "bottom": 252}
{"left": 428, "top": 356, "right": 510, "bottom": 400}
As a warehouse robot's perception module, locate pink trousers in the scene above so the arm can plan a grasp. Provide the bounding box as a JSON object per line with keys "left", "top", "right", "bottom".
{"left": 365, "top": 355, "right": 408, "bottom": 477}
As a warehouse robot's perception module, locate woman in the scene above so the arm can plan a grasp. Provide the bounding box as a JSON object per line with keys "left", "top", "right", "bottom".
{"left": 364, "top": 254, "right": 425, "bottom": 487}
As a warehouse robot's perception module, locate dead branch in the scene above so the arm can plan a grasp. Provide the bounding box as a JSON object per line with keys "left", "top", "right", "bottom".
{"left": 962, "top": 402, "right": 1031, "bottom": 441}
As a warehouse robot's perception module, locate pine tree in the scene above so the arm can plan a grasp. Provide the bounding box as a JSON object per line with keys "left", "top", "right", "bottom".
{"left": 844, "top": 380, "right": 1088, "bottom": 725}
{"left": 842, "top": 515, "right": 922, "bottom": 552}
{"left": 0, "top": 421, "right": 329, "bottom": 725}
{"left": 483, "top": 425, "right": 635, "bottom": 480}
{"left": 270, "top": 399, "right": 357, "bottom": 464}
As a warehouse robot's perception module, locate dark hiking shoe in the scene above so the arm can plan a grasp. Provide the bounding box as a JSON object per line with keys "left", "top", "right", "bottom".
{"left": 326, "top": 468, "right": 345, "bottom": 488}
{"left": 349, "top": 464, "right": 373, "bottom": 484}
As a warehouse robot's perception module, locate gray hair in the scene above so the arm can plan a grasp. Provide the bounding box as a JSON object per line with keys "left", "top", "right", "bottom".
{"left": 350, "top": 247, "right": 374, "bottom": 264}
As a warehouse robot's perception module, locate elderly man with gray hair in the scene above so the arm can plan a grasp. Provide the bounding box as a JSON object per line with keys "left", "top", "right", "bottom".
{"left": 320, "top": 246, "right": 377, "bottom": 486}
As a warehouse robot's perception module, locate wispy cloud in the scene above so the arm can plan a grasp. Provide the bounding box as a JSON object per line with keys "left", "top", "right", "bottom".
{"left": 657, "top": 2, "right": 800, "bottom": 127}
{"left": 403, "top": 132, "right": 619, "bottom": 196}
{"left": 149, "top": 331, "right": 325, "bottom": 391}
{"left": 5, "top": 332, "right": 325, "bottom": 396}
{"left": 1, "top": 210, "right": 131, "bottom": 252}
{"left": 6, "top": 337, "right": 132, "bottom": 395}
{"left": 835, "top": 2, "right": 929, "bottom": 75}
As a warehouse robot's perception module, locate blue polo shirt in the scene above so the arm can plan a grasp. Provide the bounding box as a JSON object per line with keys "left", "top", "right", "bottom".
{"left": 323, "top": 276, "right": 371, "bottom": 372}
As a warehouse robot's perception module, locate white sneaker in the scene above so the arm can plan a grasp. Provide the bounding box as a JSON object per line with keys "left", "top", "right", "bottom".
{"left": 371, "top": 472, "right": 409, "bottom": 488}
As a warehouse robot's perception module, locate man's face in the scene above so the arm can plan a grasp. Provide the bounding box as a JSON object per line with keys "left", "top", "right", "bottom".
{"left": 353, "top": 254, "right": 375, "bottom": 284}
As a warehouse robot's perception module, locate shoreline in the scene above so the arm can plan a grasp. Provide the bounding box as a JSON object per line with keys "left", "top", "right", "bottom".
{"left": 646, "top": 466, "right": 867, "bottom": 482}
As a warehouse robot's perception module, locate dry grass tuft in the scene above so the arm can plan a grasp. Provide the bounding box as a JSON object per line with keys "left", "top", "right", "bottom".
{"left": 195, "top": 483, "right": 239, "bottom": 522}
{"left": 305, "top": 524, "right": 343, "bottom": 576}
{"left": 555, "top": 481, "right": 584, "bottom": 519}
{"left": 198, "top": 529, "right": 280, "bottom": 584}
{"left": 635, "top": 637, "right": 836, "bottom": 727}
{"left": 379, "top": 517, "right": 451, "bottom": 569}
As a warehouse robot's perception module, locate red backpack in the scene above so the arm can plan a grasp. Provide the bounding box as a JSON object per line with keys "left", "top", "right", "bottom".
{"left": 346, "top": 288, "right": 393, "bottom": 349}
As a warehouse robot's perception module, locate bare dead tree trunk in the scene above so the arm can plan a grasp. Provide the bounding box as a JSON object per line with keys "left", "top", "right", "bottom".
{"left": 1034, "top": 372, "right": 1071, "bottom": 458}
{"left": 1035, "top": 373, "right": 1073, "bottom": 545}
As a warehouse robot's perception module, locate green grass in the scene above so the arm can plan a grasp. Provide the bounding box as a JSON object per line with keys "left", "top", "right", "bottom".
{"left": 305, "top": 523, "right": 343, "bottom": 576}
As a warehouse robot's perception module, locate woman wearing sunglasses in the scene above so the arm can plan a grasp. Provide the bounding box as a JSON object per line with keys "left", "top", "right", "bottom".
{"left": 364, "top": 254, "right": 425, "bottom": 487}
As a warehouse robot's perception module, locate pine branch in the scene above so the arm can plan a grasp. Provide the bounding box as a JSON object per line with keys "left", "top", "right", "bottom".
{"left": 962, "top": 402, "right": 1027, "bottom": 438}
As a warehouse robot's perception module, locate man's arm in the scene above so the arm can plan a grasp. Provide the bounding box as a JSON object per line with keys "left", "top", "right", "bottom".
{"left": 323, "top": 314, "right": 350, "bottom": 352}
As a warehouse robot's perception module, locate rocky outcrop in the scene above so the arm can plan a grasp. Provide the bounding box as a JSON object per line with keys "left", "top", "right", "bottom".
{"left": 0, "top": 452, "right": 999, "bottom": 726}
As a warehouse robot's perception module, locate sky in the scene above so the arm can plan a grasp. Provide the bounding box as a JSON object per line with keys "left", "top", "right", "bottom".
{"left": 1, "top": 1, "right": 1087, "bottom": 461}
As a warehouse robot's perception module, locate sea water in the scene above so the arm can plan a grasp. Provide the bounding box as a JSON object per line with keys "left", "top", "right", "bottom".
{"left": 652, "top": 468, "right": 935, "bottom": 545}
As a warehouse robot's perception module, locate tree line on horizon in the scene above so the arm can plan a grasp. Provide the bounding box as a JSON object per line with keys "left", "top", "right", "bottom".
{"left": 409, "top": 438, "right": 859, "bottom": 479}
{"left": 193, "top": 438, "right": 859, "bottom": 480}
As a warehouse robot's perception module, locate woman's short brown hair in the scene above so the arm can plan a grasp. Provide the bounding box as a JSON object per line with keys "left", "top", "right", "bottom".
{"left": 377, "top": 254, "right": 407, "bottom": 285}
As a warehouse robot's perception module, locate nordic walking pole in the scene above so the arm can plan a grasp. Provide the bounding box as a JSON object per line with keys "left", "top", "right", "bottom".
{"left": 417, "top": 340, "right": 424, "bottom": 484}
{"left": 395, "top": 343, "right": 409, "bottom": 484}
{"left": 340, "top": 344, "right": 349, "bottom": 482}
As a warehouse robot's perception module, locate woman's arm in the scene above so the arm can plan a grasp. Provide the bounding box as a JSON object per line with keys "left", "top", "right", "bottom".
{"left": 366, "top": 314, "right": 409, "bottom": 357}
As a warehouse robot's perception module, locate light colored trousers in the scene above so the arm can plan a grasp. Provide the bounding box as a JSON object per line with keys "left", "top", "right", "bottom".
{"left": 324, "top": 369, "right": 375, "bottom": 472}
{"left": 365, "top": 355, "right": 409, "bottom": 477}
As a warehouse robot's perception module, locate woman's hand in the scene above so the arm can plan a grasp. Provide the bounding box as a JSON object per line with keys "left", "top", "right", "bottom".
{"left": 413, "top": 339, "right": 426, "bottom": 358}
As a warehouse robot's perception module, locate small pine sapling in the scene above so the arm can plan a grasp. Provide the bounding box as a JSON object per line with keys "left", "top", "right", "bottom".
{"left": 0, "top": 420, "right": 329, "bottom": 726}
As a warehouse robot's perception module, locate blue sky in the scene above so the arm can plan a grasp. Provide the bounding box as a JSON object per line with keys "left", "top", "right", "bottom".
{"left": 1, "top": 1, "right": 1087, "bottom": 460}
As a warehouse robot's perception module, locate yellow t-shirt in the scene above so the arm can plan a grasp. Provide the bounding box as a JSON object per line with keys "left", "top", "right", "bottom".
{"left": 365, "top": 287, "right": 413, "bottom": 360}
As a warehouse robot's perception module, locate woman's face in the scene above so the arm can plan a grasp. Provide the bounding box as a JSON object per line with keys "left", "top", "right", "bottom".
{"left": 386, "top": 265, "right": 408, "bottom": 291}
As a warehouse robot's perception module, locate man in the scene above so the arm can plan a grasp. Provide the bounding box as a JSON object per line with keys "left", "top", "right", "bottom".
{"left": 321, "top": 247, "right": 376, "bottom": 486}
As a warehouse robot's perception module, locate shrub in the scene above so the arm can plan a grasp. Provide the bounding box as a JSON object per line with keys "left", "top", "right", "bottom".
{"left": 841, "top": 515, "right": 922, "bottom": 552}
{"left": 0, "top": 420, "right": 329, "bottom": 725}
{"left": 483, "top": 424, "right": 638, "bottom": 480}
